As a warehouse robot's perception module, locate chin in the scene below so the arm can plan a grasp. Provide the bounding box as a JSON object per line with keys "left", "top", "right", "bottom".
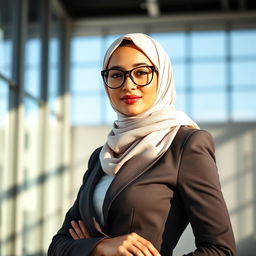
{"left": 121, "top": 107, "right": 144, "bottom": 117}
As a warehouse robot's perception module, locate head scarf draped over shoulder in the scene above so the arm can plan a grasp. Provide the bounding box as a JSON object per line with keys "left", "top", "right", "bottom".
{"left": 99, "top": 33, "right": 199, "bottom": 176}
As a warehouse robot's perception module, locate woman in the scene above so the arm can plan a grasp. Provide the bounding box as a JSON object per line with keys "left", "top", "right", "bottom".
{"left": 48, "top": 33, "right": 236, "bottom": 256}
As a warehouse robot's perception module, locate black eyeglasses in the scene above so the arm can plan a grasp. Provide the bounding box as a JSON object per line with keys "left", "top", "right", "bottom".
{"left": 101, "top": 65, "right": 157, "bottom": 89}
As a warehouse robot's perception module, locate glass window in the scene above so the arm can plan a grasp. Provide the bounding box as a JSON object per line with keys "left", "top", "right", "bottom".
{"left": 231, "top": 30, "right": 256, "bottom": 57}
{"left": 49, "top": 37, "right": 59, "bottom": 66}
{"left": 232, "top": 91, "right": 256, "bottom": 121}
{"left": 48, "top": 13, "right": 61, "bottom": 114}
{"left": 24, "top": 66, "right": 41, "bottom": 95}
{"left": 191, "top": 61, "right": 226, "bottom": 88}
{"left": 0, "top": 78, "right": 9, "bottom": 196}
{"left": 104, "top": 34, "right": 123, "bottom": 52}
{"left": 231, "top": 60, "right": 256, "bottom": 87}
{"left": 23, "top": 97, "right": 41, "bottom": 255}
{"left": 175, "top": 91, "right": 187, "bottom": 113}
{"left": 0, "top": 39, "right": 12, "bottom": 78}
{"left": 0, "top": 0, "right": 13, "bottom": 78}
{"left": 172, "top": 62, "right": 186, "bottom": 89}
{"left": 24, "top": 38, "right": 41, "bottom": 66}
{"left": 191, "top": 31, "right": 226, "bottom": 59}
{"left": 104, "top": 94, "right": 117, "bottom": 124}
{"left": 72, "top": 95, "right": 102, "bottom": 125}
{"left": 151, "top": 32, "right": 186, "bottom": 59}
{"left": 70, "top": 30, "right": 256, "bottom": 124}
{"left": 71, "top": 36, "right": 102, "bottom": 63}
{"left": 71, "top": 66, "right": 102, "bottom": 93}
{"left": 192, "top": 91, "right": 227, "bottom": 121}
{"left": 48, "top": 62, "right": 59, "bottom": 95}
{"left": 44, "top": 112, "right": 62, "bottom": 242}
{"left": 24, "top": 38, "right": 41, "bottom": 98}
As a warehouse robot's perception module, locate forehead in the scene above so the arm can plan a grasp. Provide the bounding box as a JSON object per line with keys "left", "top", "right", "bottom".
{"left": 107, "top": 45, "right": 153, "bottom": 68}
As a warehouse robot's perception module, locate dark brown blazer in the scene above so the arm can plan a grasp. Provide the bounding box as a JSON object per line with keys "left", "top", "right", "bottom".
{"left": 48, "top": 127, "right": 236, "bottom": 256}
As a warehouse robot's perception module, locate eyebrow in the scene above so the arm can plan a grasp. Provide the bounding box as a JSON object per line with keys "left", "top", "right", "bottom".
{"left": 108, "top": 62, "right": 150, "bottom": 69}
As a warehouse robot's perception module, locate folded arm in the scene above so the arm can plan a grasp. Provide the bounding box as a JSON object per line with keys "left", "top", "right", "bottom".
{"left": 178, "top": 130, "right": 236, "bottom": 255}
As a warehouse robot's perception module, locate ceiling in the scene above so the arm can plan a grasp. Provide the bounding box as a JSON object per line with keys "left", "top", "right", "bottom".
{"left": 59, "top": 0, "right": 256, "bottom": 19}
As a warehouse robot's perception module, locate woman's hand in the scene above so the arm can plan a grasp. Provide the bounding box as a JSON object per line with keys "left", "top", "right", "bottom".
{"left": 93, "top": 232, "right": 160, "bottom": 256}
{"left": 69, "top": 220, "right": 91, "bottom": 239}
{"left": 69, "top": 220, "right": 160, "bottom": 256}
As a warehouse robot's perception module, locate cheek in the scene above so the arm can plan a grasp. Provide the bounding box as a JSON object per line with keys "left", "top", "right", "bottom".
{"left": 107, "top": 88, "right": 119, "bottom": 105}
{"left": 145, "top": 80, "right": 158, "bottom": 102}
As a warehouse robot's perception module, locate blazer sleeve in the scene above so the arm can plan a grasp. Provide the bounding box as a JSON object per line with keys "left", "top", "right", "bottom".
{"left": 47, "top": 148, "right": 107, "bottom": 256}
{"left": 177, "top": 130, "right": 236, "bottom": 256}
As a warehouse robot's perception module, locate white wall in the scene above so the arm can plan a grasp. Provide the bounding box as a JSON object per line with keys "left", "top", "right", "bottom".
{"left": 71, "top": 123, "right": 256, "bottom": 255}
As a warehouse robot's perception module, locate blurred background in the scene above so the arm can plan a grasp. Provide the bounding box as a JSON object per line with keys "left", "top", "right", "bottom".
{"left": 0, "top": 0, "right": 256, "bottom": 255}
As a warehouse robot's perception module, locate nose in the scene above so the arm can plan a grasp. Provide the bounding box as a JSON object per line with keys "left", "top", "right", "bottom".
{"left": 122, "top": 74, "right": 137, "bottom": 91}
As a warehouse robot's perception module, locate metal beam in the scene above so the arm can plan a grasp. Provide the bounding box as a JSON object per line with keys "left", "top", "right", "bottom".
{"left": 73, "top": 11, "right": 256, "bottom": 36}
{"left": 146, "top": 0, "right": 160, "bottom": 17}
{"left": 221, "top": 0, "right": 230, "bottom": 11}
{"left": 238, "top": 0, "right": 247, "bottom": 10}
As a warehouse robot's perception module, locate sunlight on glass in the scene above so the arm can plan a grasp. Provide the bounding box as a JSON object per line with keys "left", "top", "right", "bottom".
{"left": 192, "top": 92, "right": 227, "bottom": 121}
{"left": 72, "top": 95, "right": 102, "bottom": 125}
{"left": 151, "top": 32, "right": 186, "bottom": 59}
{"left": 48, "top": 67, "right": 60, "bottom": 113}
{"left": 192, "top": 61, "right": 226, "bottom": 88}
{"left": 231, "top": 30, "right": 256, "bottom": 57}
{"left": 104, "top": 94, "right": 117, "bottom": 124}
{"left": 71, "top": 66, "right": 102, "bottom": 93}
{"left": 48, "top": 37, "right": 60, "bottom": 113}
{"left": 24, "top": 97, "right": 39, "bottom": 126}
{"left": 232, "top": 60, "right": 256, "bottom": 87}
{"left": 175, "top": 91, "right": 186, "bottom": 113}
{"left": 71, "top": 36, "right": 102, "bottom": 63}
{"left": 0, "top": 78, "right": 9, "bottom": 127}
{"left": 24, "top": 39, "right": 41, "bottom": 97}
{"left": 191, "top": 31, "right": 226, "bottom": 58}
{"left": 49, "top": 38, "right": 59, "bottom": 65}
{"left": 172, "top": 63, "right": 186, "bottom": 89}
{"left": 25, "top": 39, "right": 41, "bottom": 66}
{"left": 232, "top": 91, "right": 256, "bottom": 120}
{"left": 0, "top": 38, "right": 12, "bottom": 78}
{"left": 24, "top": 68, "right": 41, "bottom": 97}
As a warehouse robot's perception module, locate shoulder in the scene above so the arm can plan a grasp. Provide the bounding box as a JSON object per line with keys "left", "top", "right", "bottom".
{"left": 170, "top": 126, "right": 216, "bottom": 171}
{"left": 175, "top": 126, "right": 214, "bottom": 144}
{"left": 175, "top": 126, "right": 215, "bottom": 154}
{"left": 88, "top": 146, "right": 103, "bottom": 168}
{"left": 82, "top": 146, "right": 103, "bottom": 183}
{"left": 176, "top": 127, "right": 218, "bottom": 183}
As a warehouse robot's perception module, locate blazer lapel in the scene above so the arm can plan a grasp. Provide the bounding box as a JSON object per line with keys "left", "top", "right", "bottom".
{"left": 102, "top": 152, "right": 164, "bottom": 230}
{"left": 80, "top": 160, "right": 108, "bottom": 237}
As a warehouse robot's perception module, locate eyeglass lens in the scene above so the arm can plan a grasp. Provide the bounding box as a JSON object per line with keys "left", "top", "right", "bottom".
{"left": 104, "top": 66, "right": 154, "bottom": 88}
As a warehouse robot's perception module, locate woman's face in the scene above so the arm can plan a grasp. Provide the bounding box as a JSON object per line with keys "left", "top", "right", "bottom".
{"left": 105, "top": 44, "right": 158, "bottom": 116}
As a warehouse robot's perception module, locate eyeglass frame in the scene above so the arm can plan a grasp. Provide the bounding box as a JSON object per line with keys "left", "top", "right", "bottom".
{"left": 101, "top": 65, "right": 157, "bottom": 89}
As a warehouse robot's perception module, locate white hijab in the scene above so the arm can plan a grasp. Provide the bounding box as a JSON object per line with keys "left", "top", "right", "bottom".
{"left": 99, "top": 33, "right": 198, "bottom": 176}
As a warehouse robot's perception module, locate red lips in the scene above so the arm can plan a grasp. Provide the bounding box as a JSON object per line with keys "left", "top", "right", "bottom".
{"left": 121, "top": 95, "right": 142, "bottom": 104}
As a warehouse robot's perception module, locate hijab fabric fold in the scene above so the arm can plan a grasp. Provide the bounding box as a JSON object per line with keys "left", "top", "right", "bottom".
{"left": 99, "top": 33, "right": 199, "bottom": 176}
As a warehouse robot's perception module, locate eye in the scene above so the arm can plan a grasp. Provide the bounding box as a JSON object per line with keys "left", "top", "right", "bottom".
{"left": 137, "top": 70, "right": 148, "bottom": 75}
{"left": 134, "top": 68, "right": 151, "bottom": 77}
{"left": 109, "top": 70, "right": 123, "bottom": 79}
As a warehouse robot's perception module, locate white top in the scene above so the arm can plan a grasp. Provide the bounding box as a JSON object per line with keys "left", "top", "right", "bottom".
{"left": 93, "top": 174, "right": 114, "bottom": 225}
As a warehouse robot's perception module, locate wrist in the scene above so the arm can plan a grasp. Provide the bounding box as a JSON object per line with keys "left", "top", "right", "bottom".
{"left": 91, "top": 239, "right": 105, "bottom": 256}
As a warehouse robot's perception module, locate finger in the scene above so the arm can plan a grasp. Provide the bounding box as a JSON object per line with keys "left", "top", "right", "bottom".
{"left": 128, "top": 239, "right": 152, "bottom": 256}
{"left": 126, "top": 243, "right": 146, "bottom": 256}
{"left": 71, "top": 220, "right": 85, "bottom": 238}
{"left": 121, "top": 234, "right": 151, "bottom": 256}
{"left": 129, "top": 233, "right": 160, "bottom": 256}
{"left": 78, "top": 220, "right": 90, "bottom": 238}
{"left": 117, "top": 244, "right": 133, "bottom": 256}
{"left": 69, "top": 228, "right": 79, "bottom": 240}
